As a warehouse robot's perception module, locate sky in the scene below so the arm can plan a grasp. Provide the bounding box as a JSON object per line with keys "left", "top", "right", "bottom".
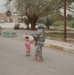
{"left": 0, "top": 0, "right": 7, "bottom": 13}
{"left": 0, "top": 0, "right": 74, "bottom": 16}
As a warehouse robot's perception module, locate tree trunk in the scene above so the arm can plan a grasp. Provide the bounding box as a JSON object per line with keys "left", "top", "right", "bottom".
{"left": 27, "top": 24, "right": 29, "bottom": 30}
{"left": 30, "top": 21, "right": 36, "bottom": 30}
{"left": 29, "top": 17, "right": 38, "bottom": 30}
{"left": 46, "top": 25, "right": 50, "bottom": 30}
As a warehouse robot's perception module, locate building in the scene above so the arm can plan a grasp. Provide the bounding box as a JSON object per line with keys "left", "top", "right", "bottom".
{"left": 0, "top": 13, "right": 7, "bottom": 23}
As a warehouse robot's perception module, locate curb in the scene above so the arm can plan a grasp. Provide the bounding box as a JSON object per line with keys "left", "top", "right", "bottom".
{"left": 48, "top": 44, "right": 74, "bottom": 54}
{"left": 49, "top": 44, "right": 63, "bottom": 50}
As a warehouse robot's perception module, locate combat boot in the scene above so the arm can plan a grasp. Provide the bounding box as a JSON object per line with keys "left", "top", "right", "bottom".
{"left": 38, "top": 58, "right": 44, "bottom": 62}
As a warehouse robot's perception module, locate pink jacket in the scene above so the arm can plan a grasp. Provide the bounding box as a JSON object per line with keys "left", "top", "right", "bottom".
{"left": 25, "top": 40, "right": 32, "bottom": 49}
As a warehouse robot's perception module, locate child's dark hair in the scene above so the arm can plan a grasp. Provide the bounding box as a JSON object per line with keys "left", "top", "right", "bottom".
{"left": 26, "top": 36, "right": 29, "bottom": 39}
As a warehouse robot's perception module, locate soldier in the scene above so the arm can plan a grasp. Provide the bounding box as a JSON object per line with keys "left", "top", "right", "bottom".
{"left": 33, "top": 24, "right": 45, "bottom": 62}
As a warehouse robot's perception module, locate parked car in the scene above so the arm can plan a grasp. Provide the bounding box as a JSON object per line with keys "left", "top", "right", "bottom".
{"left": 14, "top": 23, "right": 20, "bottom": 29}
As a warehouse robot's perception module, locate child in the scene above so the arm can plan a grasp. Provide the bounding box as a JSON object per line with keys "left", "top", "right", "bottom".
{"left": 25, "top": 36, "right": 33, "bottom": 56}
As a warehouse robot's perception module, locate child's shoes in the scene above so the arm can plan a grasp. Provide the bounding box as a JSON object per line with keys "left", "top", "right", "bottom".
{"left": 26, "top": 55, "right": 31, "bottom": 56}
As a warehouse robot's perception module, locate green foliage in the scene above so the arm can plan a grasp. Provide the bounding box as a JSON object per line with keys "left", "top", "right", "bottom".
{"left": 24, "top": 18, "right": 29, "bottom": 26}
{"left": 37, "top": 18, "right": 44, "bottom": 24}
{"left": 44, "top": 17, "right": 54, "bottom": 26}
{"left": 52, "top": 11, "right": 64, "bottom": 21}
{"left": 37, "top": 17, "right": 54, "bottom": 25}
{"left": 52, "top": 21, "right": 64, "bottom": 26}
{"left": 67, "top": 21, "right": 74, "bottom": 27}
{"left": 71, "top": 23, "right": 74, "bottom": 28}
{"left": 67, "top": 14, "right": 73, "bottom": 21}
{"left": 37, "top": 17, "right": 54, "bottom": 29}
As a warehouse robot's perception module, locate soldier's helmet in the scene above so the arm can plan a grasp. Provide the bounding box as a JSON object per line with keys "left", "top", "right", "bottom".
{"left": 38, "top": 24, "right": 45, "bottom": 28}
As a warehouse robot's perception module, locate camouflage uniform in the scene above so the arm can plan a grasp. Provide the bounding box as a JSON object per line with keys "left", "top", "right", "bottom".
{"left": 33, "top": 24, "right": 45, "bottom": 61}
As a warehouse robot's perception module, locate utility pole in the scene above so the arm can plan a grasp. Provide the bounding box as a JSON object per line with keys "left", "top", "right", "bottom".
{"left": 64, "top": 0, "right": 67, "bottom": 42}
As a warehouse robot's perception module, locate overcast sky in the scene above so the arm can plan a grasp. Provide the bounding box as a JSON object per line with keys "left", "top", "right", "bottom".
{"left": 0, "top": 0, "right": 74, "bottom": 16}
{"left": 0, "top": 0, "right": 5, "bottom": 4}
{"left": 0, "top": 0, "right": 6, "bottom": 13}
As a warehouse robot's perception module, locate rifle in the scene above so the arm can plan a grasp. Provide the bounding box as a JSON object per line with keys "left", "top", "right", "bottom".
{"left": 30, "top": 34, "right": 38, "bottom": 46}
